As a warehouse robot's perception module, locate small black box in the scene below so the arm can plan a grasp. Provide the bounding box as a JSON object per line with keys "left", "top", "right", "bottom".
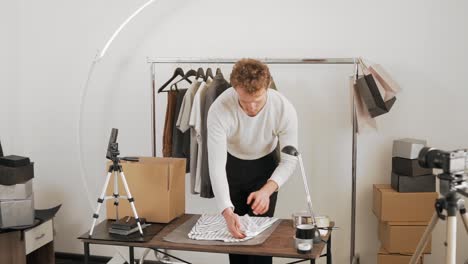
{"left": 0, "top": 163, "right": 34, "bottom": 185}
{"left": 0, "top": 155, "right": 31, "bottom": 167}
{"left": 391, "top": 172, "right": 436, "bottom": 193}
{"left": 392, "top": 157, "right": 432, "bottom": 176}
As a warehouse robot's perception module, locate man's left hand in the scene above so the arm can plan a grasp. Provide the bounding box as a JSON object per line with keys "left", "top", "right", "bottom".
{"left": 247, "top": 180, "right": 278, "bottom": 215}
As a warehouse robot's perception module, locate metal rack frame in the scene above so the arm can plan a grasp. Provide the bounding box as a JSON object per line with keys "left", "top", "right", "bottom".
{"left": 147, "top": 57, "right": 360, "bottom": 264}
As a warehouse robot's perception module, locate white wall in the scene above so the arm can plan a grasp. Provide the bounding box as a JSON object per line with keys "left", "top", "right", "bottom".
{"left": 0, "top": 1, "right": 19, "bottom": 153}
{"left": 8, "top": 0, "right": 468, "bottom": 263}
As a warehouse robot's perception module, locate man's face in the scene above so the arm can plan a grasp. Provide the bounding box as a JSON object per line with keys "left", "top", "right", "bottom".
{"left": 235, "top": 87, "right": 268, "bottom": 117}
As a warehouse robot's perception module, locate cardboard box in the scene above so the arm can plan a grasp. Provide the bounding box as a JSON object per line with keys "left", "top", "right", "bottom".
{"left": 378, "top": 219, "right": 383, "bottom": 240}
{"left": 0, "top": 196, "right": 35, "bottom": 228}
{"left": 106, "top": 157, "right": 185, "bottom": 223}
{"left": 0, "top": 179, "right": 33, "bottom": 200}
{"left": 378, "top": 248, "right": 423, "bottom": 264}
{"left": 379, "top": 221, "right": 431, "bottom": 254}
{"left": 392, "top": 157, "right": 432, "bottom": 176}
{"left": 0, "top": 163, "right": 34, "bottom": 186}
{"left": 392, "top": 138, "right": 426, "bottom": 159}
{"left": 391, "top": 172, "right": 436, "bottom": 193}
{"left": 373, "top": 184, "right": 437, "bottom": 222}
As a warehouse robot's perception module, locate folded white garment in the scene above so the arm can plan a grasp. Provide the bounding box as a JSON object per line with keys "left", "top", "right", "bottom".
{"left": 188, "top": 214, "right": 279, "bottom": 242}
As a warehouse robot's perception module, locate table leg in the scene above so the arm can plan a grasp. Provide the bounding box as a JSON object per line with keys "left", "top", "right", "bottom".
{"left": 327, "top": 234, "right": 332, "bottom": 264}
{"left": 310, "top": 259, "right": 315, "bottom": 264}
{"left": 84, "top": 242, "right": 90, "bottom": 264}
{"left": 129, "top": 246, "right": 135, "bottom": 264}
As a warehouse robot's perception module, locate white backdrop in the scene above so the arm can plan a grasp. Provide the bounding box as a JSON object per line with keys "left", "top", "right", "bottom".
{"left": 0, "top": 0, "right": 19, "bottom": 153}
{"left": 2, "top": 0, "right": 468, "bottom": 263}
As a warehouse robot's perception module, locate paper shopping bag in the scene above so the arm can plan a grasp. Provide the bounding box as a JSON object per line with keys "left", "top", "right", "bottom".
{"left": 355, "top": 58, "right": 397, "bottom": 118}
{"left": 368, "top": 64, "right": 401, "bottom": 100}
{"left": 349, "top": 76, "right": 377, "bottom": 133}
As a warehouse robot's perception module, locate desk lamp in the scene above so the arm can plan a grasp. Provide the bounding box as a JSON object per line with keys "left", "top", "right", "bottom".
{"left": 282, "top": 145, "right": 320, "bottom": 243}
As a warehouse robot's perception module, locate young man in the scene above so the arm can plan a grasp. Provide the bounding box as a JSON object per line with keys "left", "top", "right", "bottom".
{"left": 207, "top": 59, "right": 298, "bottom": 264}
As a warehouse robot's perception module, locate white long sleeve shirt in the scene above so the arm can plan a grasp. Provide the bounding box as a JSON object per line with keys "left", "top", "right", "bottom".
{"left": 207, "top": 87, "right": 298, "bottom": 212}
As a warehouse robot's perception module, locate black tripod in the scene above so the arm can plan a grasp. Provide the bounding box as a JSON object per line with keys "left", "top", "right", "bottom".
{"left": 410, "top": 174, "right": 468, "bottom": 264}
{"left": 88, "top": 128, "right": 143, "bottom": 237}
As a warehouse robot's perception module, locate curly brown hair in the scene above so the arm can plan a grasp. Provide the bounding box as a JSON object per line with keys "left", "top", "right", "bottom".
{"left": 230, "top": 59, "right": 271, "bottom": 95}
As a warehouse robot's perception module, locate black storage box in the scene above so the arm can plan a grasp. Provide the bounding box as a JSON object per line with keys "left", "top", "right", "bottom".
{"left": 0, "top": 155, "right": 31, "bottom": 167}
{"left": 0, "top": 163, "right": 34, "bottom": 186}
{"left": 392, "top": 157, "right": 432, "bottom": 176}
{"left": 391, "top": 172, "right": 436, "bottom": 193}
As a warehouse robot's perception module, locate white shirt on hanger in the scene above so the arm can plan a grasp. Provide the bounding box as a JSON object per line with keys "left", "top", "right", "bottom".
{"left": 176, "top": 80, "right": 202, "bottom": 133}
{"left": 189, "top": 79, "right": 212, "bottom": 193}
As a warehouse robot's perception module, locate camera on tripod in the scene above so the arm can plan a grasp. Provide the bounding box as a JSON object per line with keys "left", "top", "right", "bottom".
{"left": 89, "top": 128, "right": 144, "bottom": 237}
{"left": 106, "top": 128, "right": 119, "bottom": 160}
{"left": 407, "top": 144, "right": 468, "bottom": 264}
{"left": 419, "top": 147, "right": 467, "bottom": 174}
{"left": 418, "top": 147, "right": 468, "bottom": 196}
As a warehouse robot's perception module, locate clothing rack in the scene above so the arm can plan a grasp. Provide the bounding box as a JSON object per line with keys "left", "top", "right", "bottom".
{"left": 147, "top": 58, "right": 356, "bottom": 64}
{"left": 147, "top": 57, "right": 360, "bottom": 264}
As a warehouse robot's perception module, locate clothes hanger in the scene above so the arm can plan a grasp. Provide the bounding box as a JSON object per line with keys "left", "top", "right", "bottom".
{"left": 216, "top": 68, "right": 222, "bottom": 75}
{"left": 204, "top": 68, "right": 214, "bottom": 81}
{"left": 173, "top": 68, "right": 197, "bottom": 86}
{"left": 158, "top": 67, "right": 188, "bottom": 93}
{"left": 196, "top": 67, "right": 205, "bottom": 80}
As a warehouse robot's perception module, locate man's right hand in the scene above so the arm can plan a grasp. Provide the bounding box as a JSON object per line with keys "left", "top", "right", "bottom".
{"left": 222, "top": 208, "right": 246, "bottom": 239}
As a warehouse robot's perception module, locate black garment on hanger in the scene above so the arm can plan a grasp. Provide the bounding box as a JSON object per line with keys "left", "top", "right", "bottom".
{"left": 171, "top": 89, "right": 191, "bottom": 172}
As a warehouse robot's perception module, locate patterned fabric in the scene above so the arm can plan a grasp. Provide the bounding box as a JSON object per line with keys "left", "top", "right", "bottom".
{"left": 188, "top": 214, "right": 278, "bottom": 243}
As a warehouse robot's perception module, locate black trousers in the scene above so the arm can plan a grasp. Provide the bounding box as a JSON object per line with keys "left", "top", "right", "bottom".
{"left": 226, "top": 151, "right": 279, "bottom": 264}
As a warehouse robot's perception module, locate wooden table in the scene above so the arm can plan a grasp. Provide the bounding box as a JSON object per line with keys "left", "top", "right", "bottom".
{"left": 78, "top": 214, "right": 333, "bottom": 264}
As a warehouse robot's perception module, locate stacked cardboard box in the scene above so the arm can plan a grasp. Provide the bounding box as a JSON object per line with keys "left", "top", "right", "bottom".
{"left": 378, "top": 248, "right": 423, "bottom": 264}
{"left": 373, "top": 138, "right": 439, "bottom": 263}
{"left": 0, "top": 155, "right": 35, "bottom": 228}
{"left": 373, "top": 185, "right": 437, "bottom": 263}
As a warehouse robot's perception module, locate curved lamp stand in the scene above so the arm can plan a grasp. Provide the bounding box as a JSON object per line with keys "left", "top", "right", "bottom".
{"left": 76, "top": 0, "right": 161, "bottom": 263}
{"left": 77, "top": 0, "right": 159, "bottom": 209}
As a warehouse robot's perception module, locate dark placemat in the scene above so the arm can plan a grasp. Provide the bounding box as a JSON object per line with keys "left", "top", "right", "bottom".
{"left": 163, "top": 215, "right": 281, "bottom": 246}
{"left": 78, "top": 220, "right": 165, "bottom": 243}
